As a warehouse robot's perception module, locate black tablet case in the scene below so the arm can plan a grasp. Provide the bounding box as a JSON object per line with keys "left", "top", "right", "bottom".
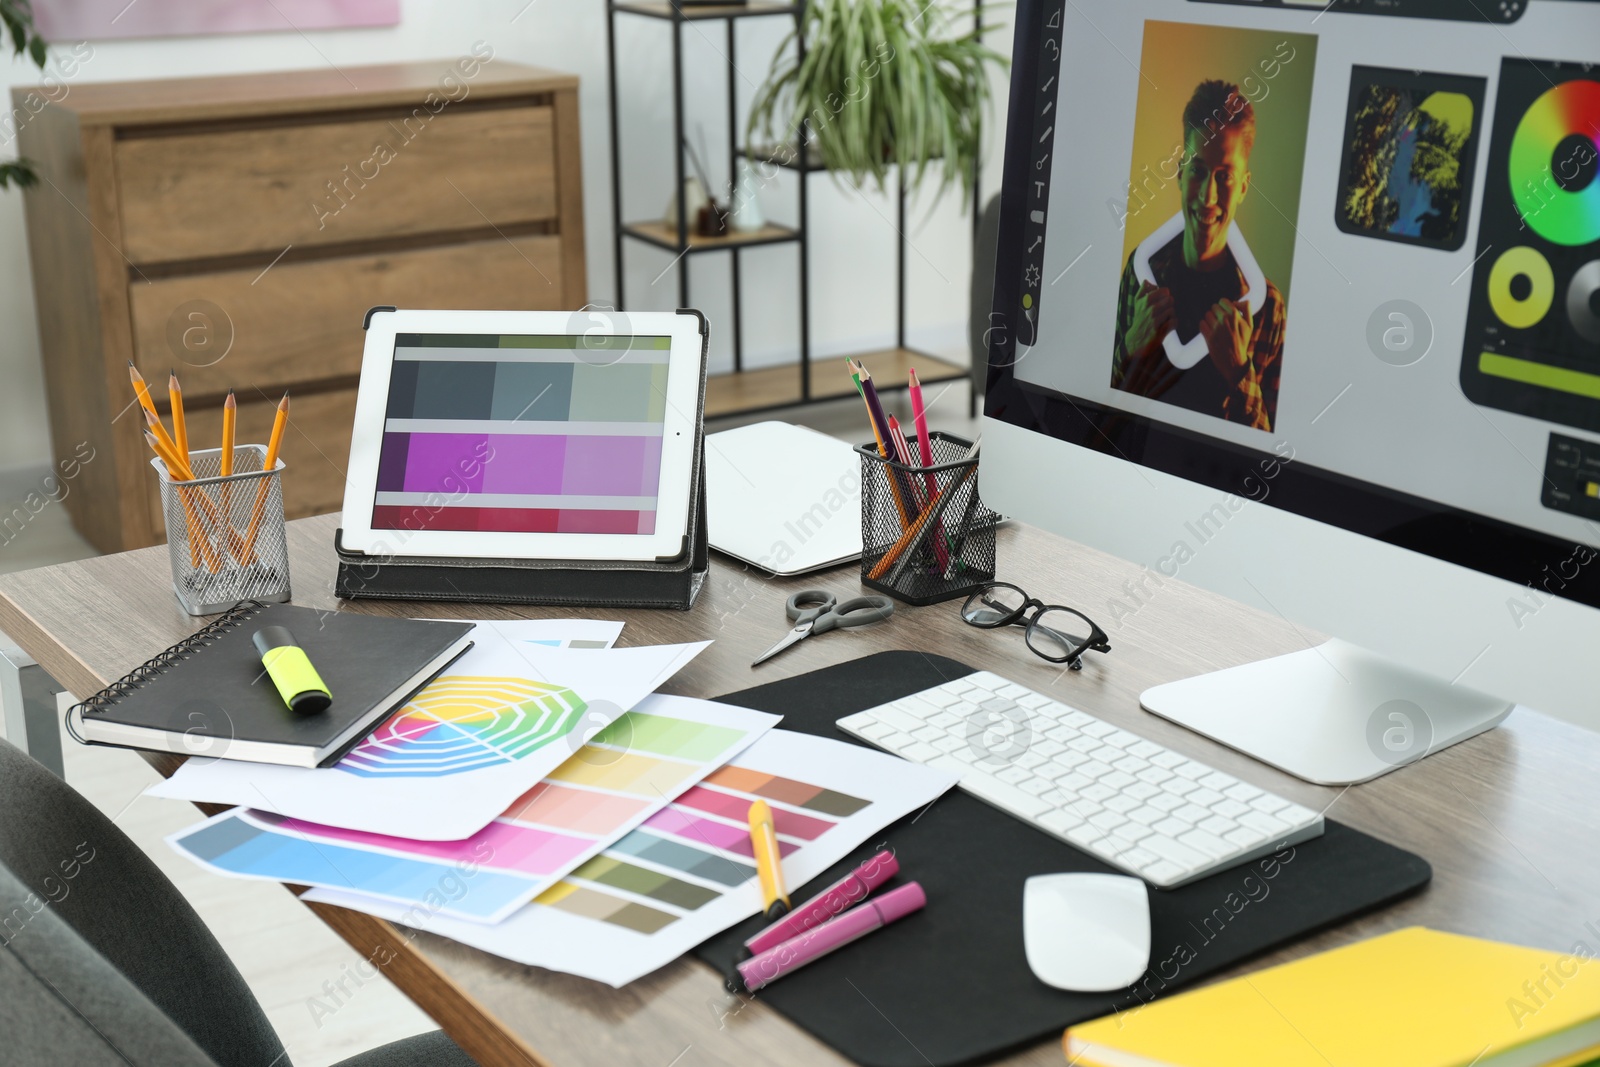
{"left": 331, "top": 475, "right": 707, "bottom": 609}
{"left": 333, "top": 307, "right": 710, "bottom": 610}
{"left": 697, "top": 652, "right": 1433, "bottom": 1067}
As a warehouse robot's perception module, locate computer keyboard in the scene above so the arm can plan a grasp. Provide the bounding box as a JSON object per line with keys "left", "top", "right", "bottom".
{"left": 837, "top": 671, "right": 1324, "bottom": 888}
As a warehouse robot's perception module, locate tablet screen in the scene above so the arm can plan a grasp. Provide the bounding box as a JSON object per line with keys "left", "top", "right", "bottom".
{"left": 372, "top": 333, "right": 671, "bottom": 535}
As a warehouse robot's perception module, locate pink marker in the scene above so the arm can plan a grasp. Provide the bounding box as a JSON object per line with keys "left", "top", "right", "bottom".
{"left": 731, "top": 882, "right": 926, "bottom": 993}
{"left": 744, "top": 850, "right": 900, "bottom": 955}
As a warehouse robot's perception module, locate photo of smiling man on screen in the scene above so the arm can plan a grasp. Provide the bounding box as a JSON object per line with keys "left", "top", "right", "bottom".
{"left": 1112, "top": 80, "right": 1287, "bottom": 431}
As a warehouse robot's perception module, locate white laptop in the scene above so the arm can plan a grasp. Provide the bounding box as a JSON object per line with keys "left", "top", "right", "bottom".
{"left": 705, "top": 422, "right": 862, "bottom": 576}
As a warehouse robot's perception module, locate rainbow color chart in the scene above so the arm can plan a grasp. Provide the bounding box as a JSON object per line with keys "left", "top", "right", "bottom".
{"left": 301, "top": 729, "right": 959, "bottom": 987}
{"left": 373, "top": 333, "right": 671, "bottom": 534}
{"left": 339, "top": 676, "right": 586, "bottom": 779}
{"left": 535, "top": 764, "right": 869, "bottom": 934}
{"left": 170, "top": 698, "right": 780, "bottom": 924}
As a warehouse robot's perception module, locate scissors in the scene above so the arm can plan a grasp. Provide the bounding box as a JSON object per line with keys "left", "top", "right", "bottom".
{"left": 752, "top": 590, "right": 895, "bottom": 666}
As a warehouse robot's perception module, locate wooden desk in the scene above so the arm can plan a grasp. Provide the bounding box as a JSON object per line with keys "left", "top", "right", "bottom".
{"left": 1, "top": 513, "right": 1594, "bottom": 1067}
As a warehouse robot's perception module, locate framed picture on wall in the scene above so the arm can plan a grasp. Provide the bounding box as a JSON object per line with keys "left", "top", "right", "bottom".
{"left": 33, "top": 0, "right": 399, "bottom": 40}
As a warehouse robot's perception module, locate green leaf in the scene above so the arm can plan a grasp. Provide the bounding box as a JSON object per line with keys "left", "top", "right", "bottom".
{"left": 745, "top": 0, "right": 1007, "bottom": 206}
{"left": 1, "top": 0, "right": 50, "bottom": 70}
{"left": 0, "top": 159, "right": 40, "bottom": 190}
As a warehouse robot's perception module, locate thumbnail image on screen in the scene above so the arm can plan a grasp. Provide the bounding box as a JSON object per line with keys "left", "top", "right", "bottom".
{"left": 1110, "top": 21, "right": 1319, "bottom": 435}
{"left": 1459, "top": 57, "right": 1600, "bottom": 434}
{"left": 372, "top": 334, "right": 670, "bottom": 535}
{"left": 1334, "top": 66, "right": 1485, "bottom": 251}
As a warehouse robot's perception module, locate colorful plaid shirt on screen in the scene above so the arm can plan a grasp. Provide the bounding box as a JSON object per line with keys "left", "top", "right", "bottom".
{"left": 1111, "top": 245, "right": 1287, "bottom": 433}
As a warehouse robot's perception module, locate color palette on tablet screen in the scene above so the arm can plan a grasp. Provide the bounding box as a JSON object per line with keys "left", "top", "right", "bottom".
{"left": 373, "top": 333, "right": 671, "bottom": 535}
{"left": 535, "top": 773, "right": 869, "bottom": 932}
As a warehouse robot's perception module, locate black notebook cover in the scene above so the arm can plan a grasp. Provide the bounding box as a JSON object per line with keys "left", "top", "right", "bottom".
{"left": 74, "top": 602, "right": 473, "bottom": 765}
{"left": 698, "top": 652, "right": 1434, "bottom": 1067}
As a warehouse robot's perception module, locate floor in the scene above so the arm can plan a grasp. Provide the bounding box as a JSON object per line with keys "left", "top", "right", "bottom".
{"left": 0, "top": 386, "right": 983, "bottom": 1067}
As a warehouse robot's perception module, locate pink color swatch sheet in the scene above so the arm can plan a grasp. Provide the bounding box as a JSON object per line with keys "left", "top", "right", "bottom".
{"left": 305, "top": 729, "right": 959, "bottom": 986}
{"left": 169, "top": 695, "right": 780, "bottom": 924}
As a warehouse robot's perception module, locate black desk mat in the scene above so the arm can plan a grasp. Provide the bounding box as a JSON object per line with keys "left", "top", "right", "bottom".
{"left": 696, "top": 651, "right": 1432, "bottom": 1067}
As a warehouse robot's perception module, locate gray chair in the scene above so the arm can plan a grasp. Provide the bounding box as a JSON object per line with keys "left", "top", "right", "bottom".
{"left": 0, "top": 737, "right": 479, "bottom": 1067}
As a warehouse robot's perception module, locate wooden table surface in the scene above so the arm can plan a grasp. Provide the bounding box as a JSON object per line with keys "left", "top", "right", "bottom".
{"left": 2, "top": 513, "right": 1595, "bottom": 1067}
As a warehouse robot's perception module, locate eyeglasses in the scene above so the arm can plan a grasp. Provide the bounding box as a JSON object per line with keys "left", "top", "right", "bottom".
{"left": 960, "top": 583, "right": 1111, "bottom": 670}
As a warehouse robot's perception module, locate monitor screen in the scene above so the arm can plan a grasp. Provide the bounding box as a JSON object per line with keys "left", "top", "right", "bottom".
{"left": 372, "top": 333, "right": 671, "bottom": 535}
{"left": 986, "top": 0, "right": 1600, "bottom": 610}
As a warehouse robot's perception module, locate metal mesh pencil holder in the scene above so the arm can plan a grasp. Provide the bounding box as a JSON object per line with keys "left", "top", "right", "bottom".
{"left": 153, "top": 444, "right": 291, "bottom": 616}
{"left": 856, "top": 431, "right": 997, "bottom": 606}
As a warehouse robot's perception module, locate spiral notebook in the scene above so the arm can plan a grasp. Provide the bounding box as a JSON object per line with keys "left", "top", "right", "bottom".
{"left": 70, "top": 602, "right": 474, "bottom": 768}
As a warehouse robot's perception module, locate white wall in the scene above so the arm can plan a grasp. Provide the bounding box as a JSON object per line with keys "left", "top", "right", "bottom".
{"left": 0, "top": 0, "right": 1014, "bottom": 471}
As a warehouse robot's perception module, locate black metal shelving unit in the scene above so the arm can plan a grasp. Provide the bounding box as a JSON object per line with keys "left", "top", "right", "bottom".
{"left": 605, "top": 0, "right": 981, "bottom": 418}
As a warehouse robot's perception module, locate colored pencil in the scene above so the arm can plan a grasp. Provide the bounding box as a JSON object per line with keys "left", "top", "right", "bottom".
{"left": 942, "top": 486, "right": 984, "bottom": 580}
{"left": 848, "top": 363, "right": 912, "bottom": 532}
{"left": 905, "top": 370, "right": 955, "bottom": 571}
{"left": 889, "top": 413, "right": 951, "bottom": 572}
{"left": 856, "top": 365, "right": 917, "bottom": 533}
{"left": 869, "top": 438, "right": 981, "bottom": 583}
{"left": 908, "top": 368, "right": 938, "bottom": 492}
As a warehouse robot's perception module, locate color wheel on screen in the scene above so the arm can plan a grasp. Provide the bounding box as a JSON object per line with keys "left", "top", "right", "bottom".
{"left": 1511, "top": 78, "right": 1600, "bottom": 247}
{"left": 339, "top": 676, "right": 587, "bottom": 779}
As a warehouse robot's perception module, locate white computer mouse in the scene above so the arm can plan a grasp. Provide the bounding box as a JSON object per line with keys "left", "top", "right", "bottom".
{"left": 1023, "top": 873, "right": 1152, "bottom": 992}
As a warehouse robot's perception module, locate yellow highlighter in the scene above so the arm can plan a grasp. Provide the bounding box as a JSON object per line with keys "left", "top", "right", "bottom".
{"left": 253, "top": 626, "right": 332, "bottom": 715}
{"left": 748, "top": 799, "right": 790, "bottom": 921}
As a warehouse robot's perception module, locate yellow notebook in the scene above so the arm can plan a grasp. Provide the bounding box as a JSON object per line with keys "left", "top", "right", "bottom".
{"left": 1064, "top": 928, "right": 1600, "bottom": 1067}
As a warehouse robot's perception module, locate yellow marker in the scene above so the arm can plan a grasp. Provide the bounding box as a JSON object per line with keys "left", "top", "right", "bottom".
{"left": 747, "top": 799, "right": 790, "bottom": 920}
{"left": 252, "top": 625, "right": 331, "bottom": 715}
{"left": 1588, "top": 482, "right": 1599, "bottom": 499}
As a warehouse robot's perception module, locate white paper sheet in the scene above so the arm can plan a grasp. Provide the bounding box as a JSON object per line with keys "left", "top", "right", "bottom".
{"left": 304, "top": 730, "right": 959, "bottom": 987}
{"left": 167, "top": 695, "right": 781, "bottom": 924}
{"left": 472, "top": 618, "right": 624, "bottom": 650}
{"left": 148, "top": 625, "right": 709, "bottom": 840}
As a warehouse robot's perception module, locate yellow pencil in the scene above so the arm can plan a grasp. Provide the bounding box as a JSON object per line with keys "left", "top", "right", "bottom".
{"left": 218, "top": 391, "right": 239, "bottom": 561}
{"left": 220, "top": 391, "right": 236, "bottom": 477}
{"left": 130, "top": 363, "right": 186, "bottom": 472}
{"left": 144, "top": 408, "right": 194, "bottom": 480}
{"left": 242, "top": 393, "right": 289, "bottom": 563}
{"left": 145, "top": 406, "right": 248, "bottom": 561}
{"left": 168, "top": 369, "right": 188, "bottom": 464}
{"left": 145, "top": 430, "right": 220, "bottom": 573}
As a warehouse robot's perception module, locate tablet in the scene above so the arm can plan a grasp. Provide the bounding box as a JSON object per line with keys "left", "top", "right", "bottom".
{"left": 341, "top": 308, "right": 706, "bottom": 561}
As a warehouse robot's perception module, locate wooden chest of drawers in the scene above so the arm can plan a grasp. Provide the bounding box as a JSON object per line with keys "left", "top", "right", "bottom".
{"left": 15, "top": 59, "right": 585, "bottom": 552}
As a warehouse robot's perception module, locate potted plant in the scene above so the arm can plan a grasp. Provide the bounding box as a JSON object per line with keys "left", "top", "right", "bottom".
{"left": 746, "top": 0, "right": 1008, "bottom": 204}
{"left": 1, "top": 0, "right": 49, "bottom": 190}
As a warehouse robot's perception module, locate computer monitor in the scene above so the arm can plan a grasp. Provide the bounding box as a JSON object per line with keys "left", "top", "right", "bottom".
{"left": 983, "top": 0, "right": 1600, "bottom": 784}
